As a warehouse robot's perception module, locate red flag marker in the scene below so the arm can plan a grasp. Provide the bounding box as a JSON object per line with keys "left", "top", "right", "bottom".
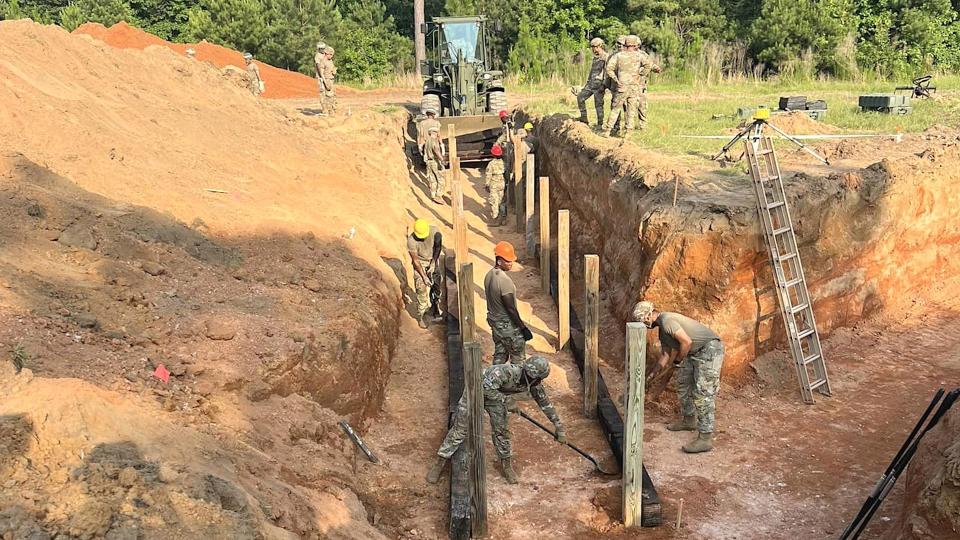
{"left": 153, "top": 363, "right": 170, "bottom": 384}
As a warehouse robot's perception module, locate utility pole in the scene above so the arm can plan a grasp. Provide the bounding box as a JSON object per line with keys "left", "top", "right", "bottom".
{"left": 414, "top": 0, "right": 426, "bottom": 78}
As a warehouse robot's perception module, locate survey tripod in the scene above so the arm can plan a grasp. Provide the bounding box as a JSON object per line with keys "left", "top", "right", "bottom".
{"left": 711, "top": 109, "right": 830, "bottom": 166}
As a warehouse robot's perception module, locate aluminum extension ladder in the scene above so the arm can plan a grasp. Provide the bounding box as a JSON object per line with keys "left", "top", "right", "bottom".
{"left": 744, "top": 136, "right": 832, "bottom": 404}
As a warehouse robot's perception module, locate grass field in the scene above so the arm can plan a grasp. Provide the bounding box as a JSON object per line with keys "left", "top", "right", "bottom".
{"left": 518, "top": 75, "right": 960, "bottom": 160}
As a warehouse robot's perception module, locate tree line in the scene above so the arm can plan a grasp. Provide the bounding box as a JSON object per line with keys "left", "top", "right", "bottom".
{"left": 2, "top": 0, "right": 959, "bottom": 83}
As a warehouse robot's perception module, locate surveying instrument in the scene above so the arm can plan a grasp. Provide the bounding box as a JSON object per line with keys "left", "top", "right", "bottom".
{"left": 711, "top": 107, "right": 830, "bottom": 165}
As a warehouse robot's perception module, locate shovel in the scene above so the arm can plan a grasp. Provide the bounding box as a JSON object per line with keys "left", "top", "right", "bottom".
{"left": 516, "top": 410, "right": 617, "bottom": 475}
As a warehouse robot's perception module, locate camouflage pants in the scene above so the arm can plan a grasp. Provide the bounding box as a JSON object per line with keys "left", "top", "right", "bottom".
{"left": 413, "top": 266, "right": 441, "bottom": 318}
{"left": 437, "top": 392, "right": 512, "bottom": 460}
{"left": 490, "top": 320, "right": 525, "bottom": 365}
{"left": 426, "top": 159, "right": 445, "bottom": 200}
{"left": 605, "top": 91, "right": 641, "bottom": 133}
{"left": 319, "top": 83, "right": 337, "bottom": 114}
{"left": 636, "top": 93, "right": 648, "bottom": 129}
{"left": 676, "top": 340, "right": 724, "bottom": 433}
{"left": 487, "top": 181, "right": 506, "bottom": 221}
{"left": 576, "top": 82, "right": 604, "bottom": 126}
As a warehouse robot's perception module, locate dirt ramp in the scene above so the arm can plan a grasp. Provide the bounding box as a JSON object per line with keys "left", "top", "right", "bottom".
{"left": 535, "top": 115, "right": 960, "bottom": 377}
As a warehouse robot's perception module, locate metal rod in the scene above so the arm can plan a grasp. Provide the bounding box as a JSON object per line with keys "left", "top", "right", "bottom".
{"left": 339, "top": 421, "right": 380, "bottom": 464}
{"left": 516, "top": 410, "right": 616, "bottom": 475}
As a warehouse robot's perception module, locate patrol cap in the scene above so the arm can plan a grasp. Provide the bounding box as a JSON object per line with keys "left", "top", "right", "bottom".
{"left": 624, "top": 35, "right": 640, "bottom": 47}
{"left": 424, "top": 108, "right": 437, "bottom": 116}
{"left": 632, "top": 301, "right": 655, "bottom": 321}
{"left": 616, "top": 35, "right": 626, "bottom": 46}
{"left": 325, "top": 46, "right": 335, "bottom": 54}
{"left": 317, "top": 41, "right": 326, "bottom": 51}
{"left": 589, "top": 37, "right": 604, "bottom": 47}
{"left": 243, "top": 52, "right": 253, "bottom": 60}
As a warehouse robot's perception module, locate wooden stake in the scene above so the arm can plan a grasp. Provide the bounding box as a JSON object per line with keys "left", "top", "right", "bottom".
{"left": 539, "top": 177, "right": 550, "bottom": 292}
{"left": 676, "top": 498, "right": 684, "bottom": 530}
{"left": 517, "top": 153, "right": 533, "bottom": 232}
{"left": 458, "top": 263, "right": 475, "bottom": 344}
{"left": 558, "top": 210, "right": 570, "bottom": 350}
{"left": 525, "top": 163, "right": 536, "bottom": 258}
{"left": 512, "top": 132, "right": 523, "bottom": 217}
{"left": 447, "top": 124, "right": 458, "bottom": 172}
{"left": 584, "top": 254, "right": 599, "bottom": 418}
{"left": 623, "top": 322, "right": 647, "bottom": 529}
{"left": 672, "top": 174, "right": 680, "bottom": 207}
{"left": 463, "top": 341, "right": 487, "bottom": 537}
{"left": 451, "top": 177, "right": 468, "bottom": 272}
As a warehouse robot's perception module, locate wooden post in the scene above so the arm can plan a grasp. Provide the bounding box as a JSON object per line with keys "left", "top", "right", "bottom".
{"left": 451, "top": 178, "right": 468, "bottom": 272}
{"left": 539, "top": 177, "right": 550, "bottom": 292}
{"left": 623, "top": 323, "right": 647, "bottom": 529}
{"left": 512, "top": 132, "right": 523, "bottom": 217}
{"left": 525, "top": 166, "right": 536, "bottom": 258}
{"left": 463, "top": 341, "right": 487, "bottom": 537}
{"left": 518, "top": 154, "right": 533, "bottom": 233}
{"left": 458, "top": 263, "right": 475, "bottom": 344}
{"left": 448, "top": 124, "right": 458, "bottom": 170}
{"left": 558, "top": 210, "right": 570, "bottom": 351}
{"left": 584, "top": 254, "right": 600, "bottom": 418}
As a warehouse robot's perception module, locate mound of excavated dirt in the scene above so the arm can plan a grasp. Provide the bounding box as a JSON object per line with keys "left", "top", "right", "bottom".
{"left": 746, "top": 111, "right": 838, "bottom": 135}
{"left": 535, "top": 115, "right": 960, "bottom": 377}
{"left": 73, "top": 21, "right": 349, "bottom": 99}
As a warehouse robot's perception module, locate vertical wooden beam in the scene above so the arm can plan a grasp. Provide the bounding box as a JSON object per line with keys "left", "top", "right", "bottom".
{"left": 457, "top": 263, "right": 475, "bottom": 344}
{"left": 451, "top": 179, "right": 467, "bottom": 273}
{"left": 525, "top": 166, "right": 536, "bottom": 258}
{"left": 413, "top": 0, "right": 425, "bottom": 78}
{"left": 519, "top": 154, "right": 533, "bottom": 233}
{"left": 463, "top": 341, "right": 487, "bottom": 537}
{"left": 557, "top": 210, "right": 570, "bottom": 351}
{"left": 583, "top": 254, "right": 600, "bottom": 418}
{"left": 623, "top": 323, "right": 647, "bottom": 529}
{"left": 512, "top": 132, "right": 523, "bottom": 218}
{"left": 539, "top": 177, "right": 550, "bottom": 292}
{"left": 447, "top": 124, "right": 458, "bottom": 170}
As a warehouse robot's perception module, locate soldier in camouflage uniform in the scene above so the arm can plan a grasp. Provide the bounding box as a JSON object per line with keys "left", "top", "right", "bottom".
{"left": 243, "top": 53, "right": 263, "bottom": 97}
{"left": 633, "top": 301, "right": 724, "bottom": 453}
{"left": 426, "top": 356, "right": 565, "bottom": 484}
{"left": 484, "top": 145, "right": 507, "bottom": 225}
{"left": 495, "top": 110, "right": 515, "bottom": 187}
{"left": 602, "top": 36, "right": 625, "bottom": 134}
{"left": 408, "top": 219, "right": 443, "bottom": 329}
{"left": 317, "top": 46, "right": 337, "bottom": 115}
{"left": 601, "top": 35, "right": 660, "bottom": 137}
{"left": 576, "top": 37, "right": 608, "bottom": 126}
{"left": 423, "top": 124, "right": 446, "bottom": 203}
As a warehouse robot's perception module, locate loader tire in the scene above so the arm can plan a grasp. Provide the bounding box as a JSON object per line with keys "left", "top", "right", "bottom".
{"left": 488, "top": 91, "right": 507, "bottom": 113}
{"left": 421, "top": 93, "right": 442, "bottom": 115}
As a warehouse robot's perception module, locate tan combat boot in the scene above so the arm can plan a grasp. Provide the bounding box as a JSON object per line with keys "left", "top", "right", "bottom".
{"left": 500, "top": 458, "right": 519, "bottom": 484}
{"left": 682, "top": 432, "right": 714, "bottom": 454}
{"left": 666, "top": 415, "right": 697, "bottom": 432}
{"left": 426, "top": 456, "right": 449, "bottom": 484}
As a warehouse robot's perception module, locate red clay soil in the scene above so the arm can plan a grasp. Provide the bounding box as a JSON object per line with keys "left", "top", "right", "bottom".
{"left": 74, "top": 21, "right": 344, "bottom": 99}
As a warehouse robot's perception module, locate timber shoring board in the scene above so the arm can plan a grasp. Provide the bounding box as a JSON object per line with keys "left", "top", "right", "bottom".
{"left": 541, "top": 246, "right": 664, "bottom": 527}
{"left": 444, "top": 256, "right": 471, "bottom": 539}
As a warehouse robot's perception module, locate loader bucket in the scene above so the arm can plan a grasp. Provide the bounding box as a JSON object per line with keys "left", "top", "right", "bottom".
{"left": 438, "top": 114, "right": 504, "bottom": 163}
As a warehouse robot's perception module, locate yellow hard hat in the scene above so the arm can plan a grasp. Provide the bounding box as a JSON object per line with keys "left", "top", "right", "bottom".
{"left": 524, "top": 122, "right": 533, "bottom": 130}
{"left": 413, "top": 219, "right": 430, "bottom": 240}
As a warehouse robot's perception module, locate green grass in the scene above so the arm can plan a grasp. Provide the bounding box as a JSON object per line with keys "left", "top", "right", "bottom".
{"left": 524, "top": 76, "right": 960, "bottom": 160}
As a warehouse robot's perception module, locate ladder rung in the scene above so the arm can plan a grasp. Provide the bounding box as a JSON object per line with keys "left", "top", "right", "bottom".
{"left": 767, "top": 201, "right": 785, "bottom": 210}
{"left": 797, "top": 328, "right": 816, "bottom": 339}
{"left": 758, "top": 149, "right": 775, "bottom": 156}
{"left": 785, "top": 278, "right": 803, "bottom": 288}
{"left": 776, "top": 253, "right": 797, "bottom": 263}
{"left": 808, "top": 378, "right": 828, "bottom": 391}
{"left": 772, "top": 226, "right": 791, "bottom": 235}
{"left": 802, "top": 353, "right": 821, "bottom": 366}
{"left": 790, "top": 303, "right": 809, "bottom": 314}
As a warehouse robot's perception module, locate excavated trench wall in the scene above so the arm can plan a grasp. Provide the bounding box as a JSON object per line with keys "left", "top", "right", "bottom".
{"left": 535, "top": 115, "right": 960, "bottom": 376}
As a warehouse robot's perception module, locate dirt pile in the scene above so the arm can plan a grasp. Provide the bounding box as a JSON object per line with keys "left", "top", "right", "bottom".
{"left": 534, "top": 115, "right": 960, "bottom": 377}
{"left": 74, "top": 21, "right": 327, "bottom": 99}
{"left": 0, "top": 19, "right": 415, "bottom": 537}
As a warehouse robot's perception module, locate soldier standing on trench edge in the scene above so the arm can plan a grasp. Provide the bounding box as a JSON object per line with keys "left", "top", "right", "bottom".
{"left": 244, "top": 53, "right": 263, "bottom": 97}
{"left": 575, "top": 37, "right": 608, "bottom": 127}
{"left": 633, "top": 301, "right": 724, "bottom": 453}
{"left": 427, "top": 356, "right": 565, "bottom": 484}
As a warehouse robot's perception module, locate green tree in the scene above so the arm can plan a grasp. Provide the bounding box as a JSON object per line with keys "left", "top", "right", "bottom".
{"left": 748, "top": 0, "right": 852, "bottom": 75}
{"left": 337, "top": 0, "right": 411, "bottom": 81}
{"left": 127, "top": 0, "right": 194, "bottom": 41}
{"left": 261, "top": 0, "right": 341, "bottom": 73}
{"left": 183, "top": 0, "right": 269, "bottom": 55}
{"left": 59, "top": 0, "right": 136, "bottom": 31}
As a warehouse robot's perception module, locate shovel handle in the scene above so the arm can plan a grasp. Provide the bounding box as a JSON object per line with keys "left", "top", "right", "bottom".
{"left": 516, "top": 410, "right": 597, "bottom": 465}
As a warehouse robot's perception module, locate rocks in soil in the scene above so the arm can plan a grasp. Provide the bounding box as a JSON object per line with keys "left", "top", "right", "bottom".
{"left": 303, "top": 279, "right": 322, "bottom": 292}
{"left": 25, "top": 201, "right": 43, "bottom": 217}
{"left": 59, "top": 221, "right": 98, "bottom": 250}
{"left": 140, "top": 261, "right": 166, "bottom": 276}
{"left": 204, "top": 319, "right": 236, "bottom": 341}
{"left": 246, "top": 381, "right": 272, "bottom": 402}
{"left": 74, "top": 312, "right": 99, "bottom": 329}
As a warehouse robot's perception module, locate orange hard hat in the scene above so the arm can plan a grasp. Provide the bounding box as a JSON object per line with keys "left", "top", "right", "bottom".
{"left": 498, "top": 110, "right": 509, "bottom": 119}
{"left": 494, "top": 241, "right": 517, "bottom": 262}
{"left": 491, "top": 144, "right": 503, "bottom": 157}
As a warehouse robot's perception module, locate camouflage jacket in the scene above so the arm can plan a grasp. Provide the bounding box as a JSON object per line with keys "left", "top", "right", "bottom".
{"left": 484, "top": 159, "right": 506, "bottom": 188}
{"left": 318, "top": 58, "right": 336, "bottom": 89}
{"left": 482, "top": 363, "right": 562, "bottom": 427}
{"left": 584, "top": 51, "right": 608, "bottom": 88}
{"left": 606, "top": 50, "right": 656, "bottom": 95}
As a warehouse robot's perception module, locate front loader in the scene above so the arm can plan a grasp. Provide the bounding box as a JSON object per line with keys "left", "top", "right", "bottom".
{"left": 417, "top": 16, "right": 508, "bottom": 163}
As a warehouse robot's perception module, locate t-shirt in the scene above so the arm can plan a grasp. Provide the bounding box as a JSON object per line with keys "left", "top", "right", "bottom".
{"left": 484, "top": 267, "right": 517, "bottom": 324}
{"left": 406, "top": 226, "right": 440, "bottom": 266}
{"left": 424, "top": 136, "right": 444, "bottom": 162}
{"left": 655, "top": 312, "right": 719, "bottom": 353}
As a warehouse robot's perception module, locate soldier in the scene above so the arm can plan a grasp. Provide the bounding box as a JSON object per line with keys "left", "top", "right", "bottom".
{"left": 485, "top": 241, "right": 532, "bottom": 364}
{"left": 423, "top": 124, "right": 446, "bottom": 203}
{"left": 495, "top": 110, "right": 515, "bottom": 186}
{"left": 243, "top": 53, "right": 263, "bottom": 97}
{"left": 602, "top": 36, "right": 626, "bottom": 134}
{"left": 601, "top": 35, "right": 660, "bottom": 137}
{"left": 484, "top": 145, "right": 507, "bottom": 225}
{"left": 318, "top": 46, "right": 337, "bottom": 115}
{"left": 633, "top": 301, "right": 724, "bottom": 453}
{"left": 185, "top": 48, "right": 196, "bottom": 59}
{"left": 408, "top": 219, "right": 444, "bottom": 329}
{"left": 417, "top": 108, "right": 442, "bottom": 155}
{"left": 426, "top": 356, "right": 565, "bottom": 484}
{"left": 576, "top": 37, "right": 608, "bottom": 126}
{"left": 314, "top": 41, "right": 327, "bottom": 110}
{"left": 633, "top": 37, "right": 660, "bottom": 130}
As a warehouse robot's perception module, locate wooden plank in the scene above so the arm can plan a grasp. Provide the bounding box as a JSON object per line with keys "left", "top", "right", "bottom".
{"left": 520, "top": 154, "right": 534, "bottom": 235}
{"left": 442, "top": 253, "right": 470, "bottom": 539}
{"left": 583, "top": 254, "right": 599, "bottom": 418}
{"left": 512, "top": 131, "right": 523, "bottom": 220}
{"left": 447, "top": 124, "right": 458, "bottom": 171}
{"left": 539, "top": 177, "right": 550, "bottom": 292}
{"left": 458, "top": 263, "right": 475, "bottom": 344}
{"left": 463, "top": 341, "right": 487, "bottom": 537}
{"left": 451, "top": 173, "right": 468, "bottom": 273}
{"left": 525, "top": 166, "right": 536, "bottom": 258}
{"left": 623, "top": 323, "right": 647, "bottom": 529}
{"left": 558, "top": 210, "right": 570, "bottom": 351}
